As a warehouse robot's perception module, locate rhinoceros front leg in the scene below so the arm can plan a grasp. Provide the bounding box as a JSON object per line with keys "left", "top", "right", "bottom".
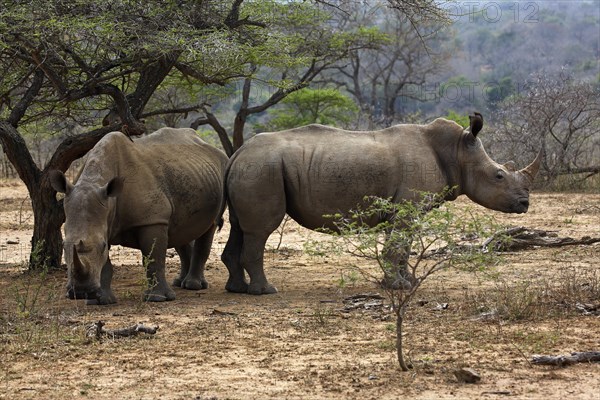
{"left": 180, "top": 225, "right": 217, "bottom": 290}
{"left": 381, "top": 232, "right": 414, "bottom": 290}
{"left": 139, "top": 225, "right": 176, "bottom": 302}
{"left": 172, "top": 242, "right": 192, "bottom": 288}
{"left": 86, "top": 257, "right": 117, "bottom": 305}
{"left": 240, "top": 232, "right": 278, "bottom": 295}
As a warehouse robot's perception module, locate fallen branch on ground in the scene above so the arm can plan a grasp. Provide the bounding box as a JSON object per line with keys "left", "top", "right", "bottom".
{"left": 484, "top": 227, "right": 600, "bottom": 251}
{"left": 576, "top": 302, "right": 600, "bottom": 316}
{"left": 429, "top": 227, "right": 599, "bottom": 257}
{"left": 532, "top": 351, "right": 600, "bottom": 367}
{"left": 87, "top": 320, "right": 159, "bottom": 339}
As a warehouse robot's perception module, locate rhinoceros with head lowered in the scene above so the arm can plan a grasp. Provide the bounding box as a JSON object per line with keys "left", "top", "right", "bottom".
{"left": 222, "top": 113, "right": 541, "bottom": 294}
{"left": 50, "top": 127, "right": 228, "bottom": 304}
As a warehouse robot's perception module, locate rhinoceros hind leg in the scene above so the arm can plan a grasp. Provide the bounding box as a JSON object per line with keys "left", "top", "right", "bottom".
{"left": 181, "top": 225, "right": 217, "bottom": 290}
{"left": 240, "top": 232, "right": 278, "bottom": 295}
{"left": 172, "top": 242, "right": 192, "bottom": 287}
{"left": 222, "top": 213, "right": 248, "bottom": 293}
{"left": 139, "top": 225, "right": 176, "bottom": 302}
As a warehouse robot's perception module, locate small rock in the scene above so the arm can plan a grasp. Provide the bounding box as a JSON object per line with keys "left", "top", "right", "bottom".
{"left": 432, "top": 303, "right": 449, "bottom": 311}
{"left": 453, "top": 367, "right": 481, "bottom": 384}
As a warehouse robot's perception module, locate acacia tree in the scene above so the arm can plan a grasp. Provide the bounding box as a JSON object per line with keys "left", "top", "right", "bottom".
{"left": 258, "top": 88, "right": 359, "bottom": 131}
{"left": 0, "top": 0, "right": 263, "bottom": 269}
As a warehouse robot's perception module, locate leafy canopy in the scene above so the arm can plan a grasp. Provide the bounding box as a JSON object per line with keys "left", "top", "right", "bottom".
{"left": 260, "top": 88, "right": 359, "bottom": 130}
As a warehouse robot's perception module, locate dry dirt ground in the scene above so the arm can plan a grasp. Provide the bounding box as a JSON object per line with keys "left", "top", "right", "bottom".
{"left": 0, "top": 179, "right": 599, "bottom": 400}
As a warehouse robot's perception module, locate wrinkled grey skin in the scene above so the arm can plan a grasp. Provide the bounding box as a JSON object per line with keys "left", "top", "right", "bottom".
{"left": 50, "top": 128, "right": 227, "bottom": 304}
{"left": 222, "top": 114, "right": 541, "bottom": 294}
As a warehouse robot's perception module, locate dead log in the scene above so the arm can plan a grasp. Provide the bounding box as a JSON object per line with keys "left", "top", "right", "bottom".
{"left": 87, "top": 320, "right": 159, "bottom": 339}
{"left": 576, "top": 302, "right": 600, "bottom": 316}
{"left": 430, "top": 227, "right": 599, "bottom": 258}
{"left": 532, "top": 351, "right": 600, "bottom": 367}
{"left": 483, "top": 227, "right": 600, "bottom": 251}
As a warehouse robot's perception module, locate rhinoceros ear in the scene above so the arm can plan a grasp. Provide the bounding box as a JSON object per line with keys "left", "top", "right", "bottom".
{"left": 102, "top": 177, "right": 124, "bottom": 198}
{"left": 468, "top": 112, "right": 484, "bottom": 137}
{"left": 49, "top": 170, "right": 73, "bottom": 194}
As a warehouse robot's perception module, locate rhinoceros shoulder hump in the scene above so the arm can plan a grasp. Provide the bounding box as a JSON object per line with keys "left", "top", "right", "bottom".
{"left": 428, "top": 117, "right": 464, "bottom": 132}
{"left": 88, "top": 131, "right": 133, "bottom": 159}
{"left": 141, "top": 127, "right": 198, "bottom": 143}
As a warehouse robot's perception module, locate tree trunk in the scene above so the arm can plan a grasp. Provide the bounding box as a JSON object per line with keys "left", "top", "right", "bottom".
{"left": 232, "top": 76, "right": 252, "bottom": 153}
{"left": 396, "top": 310, "right": 410, "bottom": 371}
{"left": 29, "top": 177, "right": 65, "bottom": 269}
{"left": 232, "top": 110, "right": 248, "bottom": 153}
{"left": 128, "top": 54, "right": 179, "bottom": 119}
{"left": 0, "top": 121, "right": 60, "bottom": 270}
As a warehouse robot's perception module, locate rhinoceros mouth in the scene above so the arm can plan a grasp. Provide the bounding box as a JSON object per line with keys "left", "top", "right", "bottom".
{"left": 512, "top": 197, "right": 530, "bottom": 214}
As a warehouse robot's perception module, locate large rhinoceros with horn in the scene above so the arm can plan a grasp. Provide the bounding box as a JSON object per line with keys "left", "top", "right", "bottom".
{"left": 50, "top": 127, "right": 227, "bottom": 304}
{"left": 222, "top": 113, "right": 541, "bottom": 294}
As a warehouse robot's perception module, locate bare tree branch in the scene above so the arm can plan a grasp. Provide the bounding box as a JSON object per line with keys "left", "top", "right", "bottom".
{"left": 45, "top": 124, "right": 121, "bottom": 172}
{"left": 141, "top": 104, "right": 206, "bottom": 119}
{"left": 225, "top": 0, "right": 267, "bottom": 29}
{"left": 8, "top": 69, "right": 45, "bottom": 127}
{"left": 193, "top": 107, "right": 234, "bottom": 157}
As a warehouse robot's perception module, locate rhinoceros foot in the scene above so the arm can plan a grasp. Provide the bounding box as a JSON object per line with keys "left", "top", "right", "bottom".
{"left": 85, "top": 290, "right": 117, "bottom": 305}
{"left": 67, "top": 285, "right": 117, "bottom": 305}
{"left": 172, "top": 277, "right": 184, "bottom": 287}
{"left": 248, "top": 282, "right": 278, "bottom": 295}
{"left": 144, "top": 285, "right": 176, "bottom": 302}
{"left": 180, "top": 277, "right": 209, "bottom": 290}
{"left": 225, "top": 277, "right": 248, "bottom": 293}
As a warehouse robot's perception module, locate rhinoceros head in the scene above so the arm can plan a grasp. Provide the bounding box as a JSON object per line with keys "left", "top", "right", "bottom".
{"left": 458, "top": 112, "right": 541, "bottom": 214}
{"left": 49, "top": 170, "right": 123, "bottom": 301}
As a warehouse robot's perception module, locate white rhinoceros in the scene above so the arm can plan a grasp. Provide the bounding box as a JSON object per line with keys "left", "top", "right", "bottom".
{"left": 222, "top": 113, "right": 541, "bottom": 294}
{"left": 50, "top": 127, "right": 227, "bottom": 304}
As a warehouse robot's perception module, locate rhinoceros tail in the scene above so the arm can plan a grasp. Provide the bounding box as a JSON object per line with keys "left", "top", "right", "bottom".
{"left": 217, "top": 216, "right": 224, "bottom": 232}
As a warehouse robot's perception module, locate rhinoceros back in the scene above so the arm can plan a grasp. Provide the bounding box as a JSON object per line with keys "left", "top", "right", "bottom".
{"left": 226, "top": 124, "right": 448, "bottom": 231}
{"left": 83, "top": 128, "right": 227, "bottom": 247}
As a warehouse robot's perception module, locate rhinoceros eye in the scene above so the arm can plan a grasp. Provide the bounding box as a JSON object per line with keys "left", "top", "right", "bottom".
{"left": 495, "top": 170, "right": 505, "bottom": 180}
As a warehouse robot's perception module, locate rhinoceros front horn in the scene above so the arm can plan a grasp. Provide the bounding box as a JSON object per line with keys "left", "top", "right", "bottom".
{"left": 521, "top": 149, "right": 543, "bottom": 182}
{"left": 72, "top": 244, "right": 84, "bottom": 270}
